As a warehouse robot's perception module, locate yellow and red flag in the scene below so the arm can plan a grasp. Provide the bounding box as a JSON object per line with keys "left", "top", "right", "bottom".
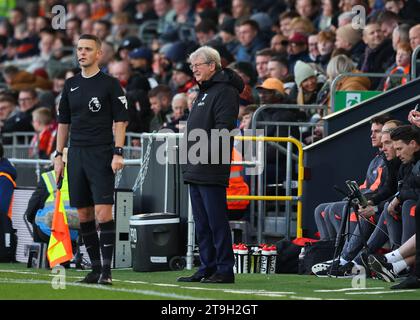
{"left": 47, "top": 177, "right": 73, "bottom": 267}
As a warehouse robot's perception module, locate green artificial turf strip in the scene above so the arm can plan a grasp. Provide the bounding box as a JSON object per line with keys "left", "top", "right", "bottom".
{"left": 0, "top": 263, "right": 419, "bottom": 300}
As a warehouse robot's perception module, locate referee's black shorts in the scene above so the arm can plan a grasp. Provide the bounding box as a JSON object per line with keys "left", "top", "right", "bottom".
{"left": 67, "top": 144, "right": 114, "bottom": 208}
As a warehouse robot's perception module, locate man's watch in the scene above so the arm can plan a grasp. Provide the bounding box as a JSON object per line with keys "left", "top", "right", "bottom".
{"left": 114, "top": 147, "right": 124, "bottom": 157}
{"left": 54, "top": 150, "right": 63, "bottom": 158}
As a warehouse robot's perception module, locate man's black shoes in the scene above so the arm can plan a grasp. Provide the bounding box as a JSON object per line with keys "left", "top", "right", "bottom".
{"left": 177, "top": 271, "right": 209, "bottom": 282}
{"left": 77, "top": 271, "right": 101, "bottom": 284}
{"left": 76, "top": 271, "right": 112, "bottom": 285}
{"left": 200, "top": 273, "right": 235, "bottom": 284}
{"left": 391, "top": 275, "right": 420, "bottom": 290}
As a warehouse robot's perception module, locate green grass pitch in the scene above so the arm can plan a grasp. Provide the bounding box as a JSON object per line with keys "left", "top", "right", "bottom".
{"left": 0, "top": 262, "right": 419, "bottom": 300}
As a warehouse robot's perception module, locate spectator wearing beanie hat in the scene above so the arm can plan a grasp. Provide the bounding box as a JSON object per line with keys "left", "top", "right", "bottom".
{"left": 219, "top": 18, "right": 240, "bottom": 56}
{"left": 287, "top": 32, "right": 312, "bottom": 74}
{"left": 290, "top": 60, "right": 324, "bottom": 109}
{"left": 335, "top": 24, "right": 365, "bottom": 64}
{"left": 171, "top": 61, "right": 196, "bottom": 94}
{"left": 118, "top": 36, "right": 142, "bottom": 61}
{"left": 128, "top": 47, "right": 157, "bottom": 87}
{"left": 229, "top": 61, "right": 259, "bottom": 103}
{"left": 163, "top": 41, "right": 188, "bottom": 63}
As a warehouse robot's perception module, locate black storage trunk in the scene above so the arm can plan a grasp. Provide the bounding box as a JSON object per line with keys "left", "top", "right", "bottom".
{"left": 130, "top": 213, "right": 180, "bottom": 272}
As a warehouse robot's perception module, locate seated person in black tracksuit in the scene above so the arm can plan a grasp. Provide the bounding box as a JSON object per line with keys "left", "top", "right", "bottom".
{"left": 314, "top": 115, "right": 392, "bottom": 242}
{"left": 388, "top": 106, "right": 420, "bottom": 288}
{"left": 315, "top": 124, "right": 419, "bottom": 278}
{"left": 365, "top": 125, "right": 420, "bottom": 284}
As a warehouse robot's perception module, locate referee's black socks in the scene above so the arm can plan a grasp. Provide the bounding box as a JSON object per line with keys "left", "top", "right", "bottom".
{"left": 99, "top": 220, "right": 115, "bottom": 276}
{"left": 80, "top": 220, "right": 102, "bottom": 274}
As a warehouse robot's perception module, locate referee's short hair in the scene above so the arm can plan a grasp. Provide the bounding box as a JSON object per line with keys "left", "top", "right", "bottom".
{"left": 79, "top": 34, "right": 102, "bottom": 48}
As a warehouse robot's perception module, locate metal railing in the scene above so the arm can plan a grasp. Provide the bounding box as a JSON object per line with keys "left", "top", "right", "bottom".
{"left": 2, "top": 132, "right": 36, "bottom": 159}
{"left": 249, "top": 104, "right": 325, "bottom": 241}
{"left": 9, "top": 131, "right": 304, "bottom": 268}
{"left": 227, "top": 136, "right": 304, "bottom": 243}
{"left": 412, "top": 45, "right": 420, "bottom": 80}
{"left": 138, "top": 20, "right": 159, "bottom": 46}
{"left": 2, "top": 131, "right": 145, "bottom": 160}
{"left": 251, "top": 104, "right": 327, "bottom": 143}
{"left": 330, "top": 72, "right": 411, "bottom": 111}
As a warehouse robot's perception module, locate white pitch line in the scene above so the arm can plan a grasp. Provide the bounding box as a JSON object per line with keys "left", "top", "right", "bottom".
{"left": 152, "top": 283, "right": 180, "bottom": 287}
{"left": 345, "top": 290, "right": 417, "bottom": 295}
{"left": 179, "top": 286, "right": 295, "bottom": 295}
{"left": 289, "top": 295, "right": 323, "bottom": 300}
{"left": 253, "top": 293, "right": 287, "bottom": 298}
{"left": 0, "top": 278, "right": 209, "bottom": 300}
{"left": 0, "top": 269, "right": 297, "bottom": 299}
{"left": 315, "top": 287, "right": 384, "bottom": 292}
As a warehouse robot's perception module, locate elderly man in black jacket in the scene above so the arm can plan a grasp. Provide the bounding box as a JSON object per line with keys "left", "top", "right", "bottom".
{"left": 178, "top": 46, "right": 244, "bottom": 284}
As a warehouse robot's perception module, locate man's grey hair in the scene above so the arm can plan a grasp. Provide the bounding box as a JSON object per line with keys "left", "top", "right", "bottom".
{"left": 326, "top": 54, "right": 355, "bottom": 79}
{"left": 189, "top": 46, "right": 222, "bottom": 70}
{"left": 338, "top": 11, "right": 357, "bottom": 26}
{"left": 394, "top": 23, "right": 411, "bottom": 42}
{"left": 172, "top": 92, "right": 188, "bottom": 105}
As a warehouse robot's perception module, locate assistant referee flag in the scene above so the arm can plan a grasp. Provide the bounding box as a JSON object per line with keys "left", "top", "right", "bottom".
{"left": 47, "top": 177, "right": 73, "bottom": 267}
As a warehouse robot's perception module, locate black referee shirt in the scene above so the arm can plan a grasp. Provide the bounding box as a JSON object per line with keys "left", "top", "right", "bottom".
{"left": 58, "top": 71, "right": 129, "bottom": 147}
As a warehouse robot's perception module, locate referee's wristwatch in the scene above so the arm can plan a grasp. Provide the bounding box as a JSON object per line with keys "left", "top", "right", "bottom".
{"left": 114, "top": 146, "right": 124, "bottom": 157}
{"left": 54, "top": 150, "right": 63, "bottom": 158}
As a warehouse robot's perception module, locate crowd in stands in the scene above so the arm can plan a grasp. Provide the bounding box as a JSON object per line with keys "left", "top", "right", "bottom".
{"left": 0, "top": 0, "right": 418, "bottom": 160}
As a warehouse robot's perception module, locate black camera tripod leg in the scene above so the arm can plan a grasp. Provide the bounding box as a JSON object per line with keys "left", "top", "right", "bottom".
{"left": 330, "top": 199, "right": 352, "bottom": 277}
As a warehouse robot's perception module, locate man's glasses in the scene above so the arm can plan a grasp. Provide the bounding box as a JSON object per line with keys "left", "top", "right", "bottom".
{"left": 189, "top": 62, "right": 210, "bottom": 70}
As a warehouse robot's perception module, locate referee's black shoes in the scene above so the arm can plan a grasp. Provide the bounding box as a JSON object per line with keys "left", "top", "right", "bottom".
{"left": 200, "top": 273, "right": 235, "bottom": 284}
{"left": 177, "top": 271, "right": 210, "bottom": 282}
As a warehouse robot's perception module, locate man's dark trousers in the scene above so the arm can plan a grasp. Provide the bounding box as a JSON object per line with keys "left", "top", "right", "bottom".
{"left": 189, "top": 184, "right": 235, "bottom": 276}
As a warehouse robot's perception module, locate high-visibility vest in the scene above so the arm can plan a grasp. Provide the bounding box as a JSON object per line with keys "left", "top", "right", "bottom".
{"left": 37, "top": 169, "right": 79, "bottom": 240}
{"left": 39, "top": 168, "right": 79, "bottom": 228}
{"left": 0, "top": 172, "right": 16, "bottom": 219}
{"left": 42, "top": 169, "right": 70, "bottom": 206}
{"left": 227, "top": 147, "right": 250, "bottom": 210}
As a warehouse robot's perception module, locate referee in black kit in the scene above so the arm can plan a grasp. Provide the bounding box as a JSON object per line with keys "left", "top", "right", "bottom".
{"left": 54, "top": 34, "right": 128, "bottom": 285}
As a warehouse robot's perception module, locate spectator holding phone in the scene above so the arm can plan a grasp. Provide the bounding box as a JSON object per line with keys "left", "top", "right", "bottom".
{"left": 408, "top": 104, "right": 420, "bottom": 127}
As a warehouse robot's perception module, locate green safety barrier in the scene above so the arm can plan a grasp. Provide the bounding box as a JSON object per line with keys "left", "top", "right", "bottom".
{"left": 334, "top": 90, "right": 382, "bottom": 112}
